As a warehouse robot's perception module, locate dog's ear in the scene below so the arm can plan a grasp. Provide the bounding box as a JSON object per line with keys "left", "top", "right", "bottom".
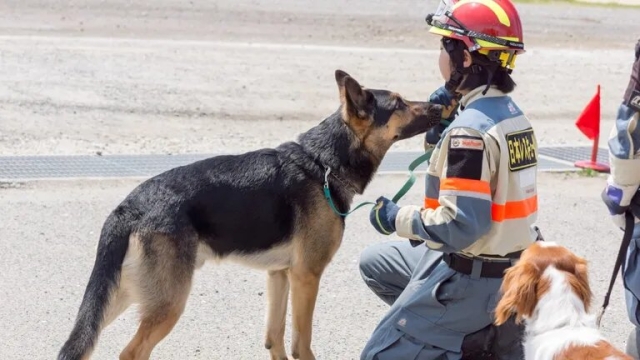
{"left": 569, "top": 257, "right": 592, "bottom": 312}
{"left": 344, "top": 76, "right": 373, "bottom": 117}
{"left": 335, "top": 69, "right": 351, "bottom": 85}
{"left": 494, "top": 261, "right": 540, "bottom": 326}
{"left": 335, "top": 70, "right": 374, "bottom": 126}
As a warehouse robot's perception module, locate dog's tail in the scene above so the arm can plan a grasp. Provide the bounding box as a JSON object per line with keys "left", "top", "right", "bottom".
{"left": 57, "top": 209, "right": 133, "bottom": 360}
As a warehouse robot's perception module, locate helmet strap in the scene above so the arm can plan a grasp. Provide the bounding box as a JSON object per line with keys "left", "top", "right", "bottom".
{"left": 481, "top": 68, "right": 496, "bottom": 95}
{"left": 443, "top": 38, "right": 481, "bottom": 96}
{"left": 445, "top": 41, "right": 508, "bottom": 96}
{"left": 480, "top": 50, "right": 503, "bottom": 95}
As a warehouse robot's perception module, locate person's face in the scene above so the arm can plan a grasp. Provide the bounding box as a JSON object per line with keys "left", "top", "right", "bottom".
{"left": 438, "top": 43, "right": 452, "bottom": 82}
{"left": 437, "top": 38, "right": 473, "bottom": 86}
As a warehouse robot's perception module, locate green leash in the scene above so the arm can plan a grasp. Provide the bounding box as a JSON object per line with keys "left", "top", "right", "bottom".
{"left": 323, "top": 150, "right": 433, "bottom": 217}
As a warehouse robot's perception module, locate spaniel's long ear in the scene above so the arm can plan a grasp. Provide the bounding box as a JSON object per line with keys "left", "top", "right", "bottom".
{"left": 569, "top": 256, "right": 592, "bottom": 312}
{"left": 494, "top": 261, "right": 540, "bottom": 325}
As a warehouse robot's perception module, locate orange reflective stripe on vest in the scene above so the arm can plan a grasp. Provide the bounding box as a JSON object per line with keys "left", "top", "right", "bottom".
{"left": 423, "top": 193, "right": 537, "bottom": 222}
{"left": 491, "top": 195, "right": 537, "bottom": 222}
{"left": 439, "top": 178, "right": 491, "bottom": 194}
{"left": 424, "top": 197, "right": 439, "bottom": 209}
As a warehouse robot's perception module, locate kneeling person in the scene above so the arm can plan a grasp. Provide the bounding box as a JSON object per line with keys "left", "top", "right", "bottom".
{"left": 359, "top": 0, "right": 540, "bottom": 358}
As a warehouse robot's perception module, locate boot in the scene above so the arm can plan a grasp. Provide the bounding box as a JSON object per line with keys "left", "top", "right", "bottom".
{"left": 490, "top": 316, "right": 525, "bottom": 359}
{"left": 461, "top": 325, "right": 495, "bottom": 359}
{"left": 460, "top": 316, "right": 525, "bottom": 360}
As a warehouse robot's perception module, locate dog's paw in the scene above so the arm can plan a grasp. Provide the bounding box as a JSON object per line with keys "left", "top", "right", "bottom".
{"left": 269, "top": 354, "right": 289, "bottom": 360}
{"left": 266, "top": 341, "right": 288, "bottom": 360}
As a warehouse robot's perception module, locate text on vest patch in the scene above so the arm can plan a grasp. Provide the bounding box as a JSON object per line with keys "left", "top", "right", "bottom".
{"left": 506, "top": 128, "right": 537, "bottom": 171}
{"left": 450, "top": 135, "right": 484, "bottom": 151}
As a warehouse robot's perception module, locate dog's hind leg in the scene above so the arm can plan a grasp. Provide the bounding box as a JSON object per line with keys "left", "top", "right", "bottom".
{"left": 264, "top": 269, "right": 290, "bottom": 360}
{"left": 119, "top": 300, "right": 188, "bottom": 360}
{"left": 118, "top": 233, "right": 196, "bottom": 360}
{"left": 101, "top": 245, "right": 142, "bottom": 329}
{"left": 102, "top": 286, "right": 133, "bottom": 329}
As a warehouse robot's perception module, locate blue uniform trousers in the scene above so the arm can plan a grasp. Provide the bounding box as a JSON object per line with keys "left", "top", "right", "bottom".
{"left": 359, "top": 241, "right": 507, "bottom": 360}
{"left": 624, "top": 227, "right": 640, "bottom": 328}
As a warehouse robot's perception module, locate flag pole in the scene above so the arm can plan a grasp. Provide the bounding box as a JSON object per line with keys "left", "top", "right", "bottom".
{"left": 574, "top": 84, "right": 610, "bottom": 172}
{"left": 591, "top": 133, "right": 599, "bottom": 163}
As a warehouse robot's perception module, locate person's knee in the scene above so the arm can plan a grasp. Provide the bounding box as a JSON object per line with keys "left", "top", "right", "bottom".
{"left": 358, "top": 242, "right": 406, "bottom": 306}
{"left": 358, "top": 242, "right": 388, "bottom": 282}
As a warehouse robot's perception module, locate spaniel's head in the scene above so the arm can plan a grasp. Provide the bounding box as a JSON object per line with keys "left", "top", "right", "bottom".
{"left": 494, "top": 241, "right": 592, "bottom": 326}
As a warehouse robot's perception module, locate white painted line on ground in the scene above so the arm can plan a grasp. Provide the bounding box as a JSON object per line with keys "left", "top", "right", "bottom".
{"left": 0, "top": 34, "right": 628, "bottom": 56}
{"left": 0, "top": 35, "right": 439, "bottom": 54}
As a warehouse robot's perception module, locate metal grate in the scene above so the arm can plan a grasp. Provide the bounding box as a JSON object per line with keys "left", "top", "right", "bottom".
{"left": 538, "top": 146, "right": 609, "bottom": 166}
{"left": 0, "top": 147, "right": 582, "bottom": 182}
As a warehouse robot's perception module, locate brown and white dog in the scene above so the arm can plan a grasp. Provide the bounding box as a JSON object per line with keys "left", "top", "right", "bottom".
{"left": 494, "top": 241, "right": 632, "bottom": 360}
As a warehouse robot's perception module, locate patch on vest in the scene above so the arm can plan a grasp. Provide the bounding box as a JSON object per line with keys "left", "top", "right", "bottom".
{"left": 450, "top": 135, "right": 484, "bottom": 151}
{"left": 506, "top": 128, "right": 537, "bottom": 171}
{"left": 447, "top": 135, "right": 484, "bottom": 180}
{"left": 629, "top": 90, "right": 640, "bottom": 112}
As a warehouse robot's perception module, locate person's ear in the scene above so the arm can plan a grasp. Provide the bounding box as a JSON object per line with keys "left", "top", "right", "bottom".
{"left": 462, "top": 49, "right": 472, "bottom": 68}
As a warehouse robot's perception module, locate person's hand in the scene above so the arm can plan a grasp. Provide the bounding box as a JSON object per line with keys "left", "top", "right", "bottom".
{"left": 611, "top": 213, "right": 628, "bottom": 231}
{"left": 610, "top": 210, "right": 639, "bottom": 232}
{"left": 369, "top": 196, "right": 399, "bottom": 235}
{"left": 429, "top": 86, "right": 459, "bottom": 122}
{"left": 425, "top": 86, "right": 459, "bottom": 151}
{"left": 441, "top": 101, "right": 459, "bottom": 120}
{"left": 601, "top": 186, "right": 626, "bottom": 230}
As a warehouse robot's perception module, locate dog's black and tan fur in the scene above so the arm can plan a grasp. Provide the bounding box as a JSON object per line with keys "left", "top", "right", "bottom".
{"left": 57, "top": 70, "right": 448, "bottom": 360}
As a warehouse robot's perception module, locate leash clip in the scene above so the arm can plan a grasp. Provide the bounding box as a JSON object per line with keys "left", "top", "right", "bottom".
{"left": 323, "top": 167, "right": 331, "bottom": 189}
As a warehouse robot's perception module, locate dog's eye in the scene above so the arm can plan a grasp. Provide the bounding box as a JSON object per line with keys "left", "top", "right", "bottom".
{"left": 395, "top": 99, "right": 404, "bottom": 110}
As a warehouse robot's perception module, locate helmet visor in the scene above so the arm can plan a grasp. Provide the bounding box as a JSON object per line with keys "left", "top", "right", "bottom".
{"left": 430, "top": 0, "right": 455, "bottom": 25}
{"left": 426, "top": 0, "right": 471, "bottom": 38}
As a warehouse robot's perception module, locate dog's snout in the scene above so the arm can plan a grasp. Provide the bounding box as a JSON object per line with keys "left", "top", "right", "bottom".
{"left": 411, "top": 101, "right": 443, "bottom": 116}
{"left": 421, "top": 103, "right": 444, "bottom": 128}
{"left": 396, "top": 101, "right": 444, "bottom": 140}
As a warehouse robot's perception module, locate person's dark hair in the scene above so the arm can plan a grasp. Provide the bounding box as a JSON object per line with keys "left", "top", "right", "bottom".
{"left": 446, "top": 38, "right": 517, "bottom": 94}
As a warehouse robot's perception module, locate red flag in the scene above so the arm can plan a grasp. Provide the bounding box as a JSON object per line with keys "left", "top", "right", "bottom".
{"left": 575, "top": 85, "right": 601, "bottom": 140}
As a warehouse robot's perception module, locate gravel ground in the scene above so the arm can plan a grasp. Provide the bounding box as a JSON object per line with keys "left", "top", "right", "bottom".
{"left": 0, "top": 0, "right": 639, "bottom": 156}
{"left": 1, "top": 0, "right": 640, "bottom": 359}
{"left": 0, "top": 172, "right": 633, "bottom": 359}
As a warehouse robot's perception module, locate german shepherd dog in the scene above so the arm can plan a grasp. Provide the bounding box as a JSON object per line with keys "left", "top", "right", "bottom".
{"left": 57, "top": 70, "right": 449, "bottom": 360}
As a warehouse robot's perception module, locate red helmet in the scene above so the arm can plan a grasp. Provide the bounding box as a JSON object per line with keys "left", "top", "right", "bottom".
{"left": 426, "top": 0, "right": 525, "bottom": 69}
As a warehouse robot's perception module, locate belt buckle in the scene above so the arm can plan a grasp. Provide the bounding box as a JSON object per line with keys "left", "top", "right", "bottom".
{"left": 455, "top": 253, "right": 514, "bottom": 278}
{"left": 466, "top": 252, "right": 512, "bottom": 264}
{"left": 455, "top": 252, "right": 475, "bottom": 261}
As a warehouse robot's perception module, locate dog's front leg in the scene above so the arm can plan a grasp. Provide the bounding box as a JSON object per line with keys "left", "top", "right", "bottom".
{"left": 290, "top": 265, "right": 320, "bottom": 360}
{"left": 264, "top": 269, "right": 290, "bottom": 360}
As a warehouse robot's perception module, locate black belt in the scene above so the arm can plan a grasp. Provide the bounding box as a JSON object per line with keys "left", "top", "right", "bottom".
{"left": 443, "top": 251, "right": 522, "bottom": 278}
